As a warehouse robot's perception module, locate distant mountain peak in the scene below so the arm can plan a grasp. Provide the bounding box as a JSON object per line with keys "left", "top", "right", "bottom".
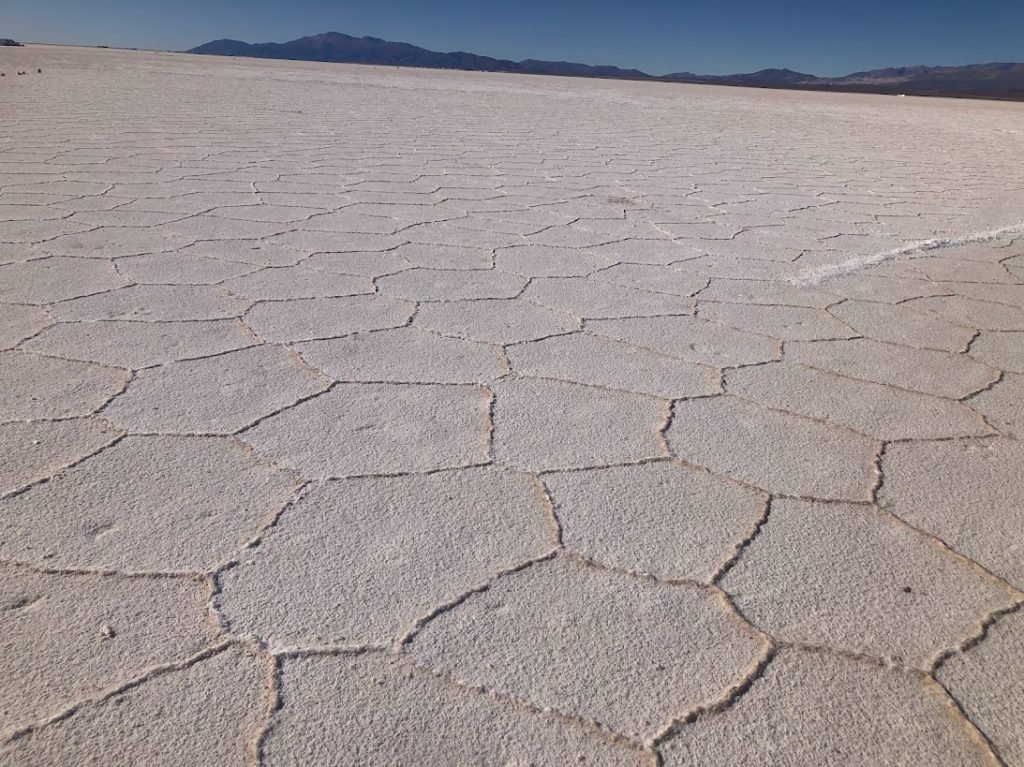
{"left": 188, "top": 32, "right": 651, "bottom": 80}
{"left": 187, "top": 32, "right": 1024, "bottom": 100}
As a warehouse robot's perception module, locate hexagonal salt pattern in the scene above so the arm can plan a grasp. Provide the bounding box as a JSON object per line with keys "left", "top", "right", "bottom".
{"left": 491, "top": 377, "right": 667, "bottom": 472}
{"left": 544, "top": 462, "right": 766, "bottom": 581}
{"left": 587, "top": 315, "right": 780, "bottom": 367}
{"left": 522, "top": 277, "right": 694, "bottom": 319}
{"left": 660, "top": 649, "right": 995, "bottom": 766}
{"left": 103, "top": 345, "right": 330, "bottom": 434}
{"left": 829, "top": 299, "right": 976, "bottom": 352}
{"left": 242, "top": 295, "right": 413, "bottom": 342}
{"left": 0, "top": 304, "right": 51, "bottom": 350}
{"left": 0, "top": 418, "right": 122, "bottom": 495}
{"left": 969, "top": 331, "right": 1024, "bottom": 373}
{"left": 304, "top": 249, "right": 413, "bottom": 277}
{"left": 697, "top": 278, "right": 837, "bottom": 307}
{"left": 721, "top": 500, "right": 1016, "bottom": 667}
{"left": 0, "top": 436, "right": 300, "bottom": 572}
{"left": 50, "top": 285, "right": 250, "bottom": 322}
{"left": 414, "top": 298, "right": 578, "bottom": 343}
{"left": 592, "top": 263, "right": 707, "bottom": 296}
{"left": 878, "top": 439, "right": 1024, "bottom": 589}
{"left": 1, "top": 351, "right": 129, "bottom": 421}
{"left": 698, "top": 302, "right": 856, "bottom": 341}
{"left": 378, "top": 268, "right": 526, "bottom": 301}
{"left": 409, "top": 556, "right": 767, "bottom": 740}
{"left": 786, "top": 338, "right": 998, "bottom": 398}
{"left": 6, "top": 45, "right": 1024, "bottom": 765}
{"left": 0, "top": 646, "right": 267, "bottom": 767}
{"left": 0, "top": 257, "right": 127, "bottom": 304}
{"left": 22, "top": 318, "right": 258, "bottom": 369}
{"left": 507, "top": 333, "right": 720, "bottom": 399}
{"left": 938, "top": 610, "right": 1024, "bottom": 767}
{"left": 0, "top": 565, "right": 216, "bottom": 738}
{"left": 971, "top": 372, "right": 1024, "bottom": 439}
{"left": 240, "top": 383, "right": 491, "bottom": 478}
{"left": 908, "top": 296, "right": 1024, "bottom": 331}
{"left": 263, "top": 653, "right": 652, "bottom": 766}
{"left": 219, "top": 468, "right": 554, "bottom": 647}
{"left": 220, "top": 265, "right": 374, "bottom": 300}
{"left": 115, "top": 253, "right": 258, "bottom": 285}
{"left": 727, "top": 362, "right": 990, "bottom": 440}
{"left": 296, "top": 327, "right": 505, "bottom": 384}
{"left": 668, "top": 396, "right": 876, "bottom": 500}
{"left": 495, "top": 245, "right": 615, "bottom": 277}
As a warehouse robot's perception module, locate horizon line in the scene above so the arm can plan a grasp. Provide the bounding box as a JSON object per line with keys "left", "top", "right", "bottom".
{"left": 12, "top": 35, "right": 1024, "bottom": 81}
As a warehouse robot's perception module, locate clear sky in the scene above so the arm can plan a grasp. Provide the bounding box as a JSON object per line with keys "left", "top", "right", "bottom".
{"left": 5, "top": 0, "right": 1023, "bottom": 76}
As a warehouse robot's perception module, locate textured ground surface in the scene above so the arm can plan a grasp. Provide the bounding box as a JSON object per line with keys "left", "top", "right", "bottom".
{"left": 2, "top": 45, "right": 1024, "bottom": 766}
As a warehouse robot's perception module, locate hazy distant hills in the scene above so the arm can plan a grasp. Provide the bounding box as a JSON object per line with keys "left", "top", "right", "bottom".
{"left": 666, "top": 68, "right": 820, "bottom": 85}
{"left": 188, "top": 32, "right": 1024, "bottom": 100}
{"left": 668, "top": 63, "right": 1024, "bottom": 98}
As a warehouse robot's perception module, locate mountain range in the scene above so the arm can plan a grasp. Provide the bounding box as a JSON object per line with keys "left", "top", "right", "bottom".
{"left": 666, "top": 63, "right": 1024, "bottom": 99}
{"left": 188, "top": 32, "right": 1024, "bottom": 100}
{"left": 188, "top": 32, "right": 648, "bottom": 80}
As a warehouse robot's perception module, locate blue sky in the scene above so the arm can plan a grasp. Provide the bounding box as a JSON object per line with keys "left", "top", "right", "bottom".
{"left": 5, "top": 1, "right": 1023, "bottom": 76}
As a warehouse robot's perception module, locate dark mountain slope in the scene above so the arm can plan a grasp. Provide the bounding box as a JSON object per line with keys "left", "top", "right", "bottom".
{"left": 188, "top": 33, "right": 1024, "bottom": 99}
{"left": 189, "top": 32, "right": 649, "bottom": 79}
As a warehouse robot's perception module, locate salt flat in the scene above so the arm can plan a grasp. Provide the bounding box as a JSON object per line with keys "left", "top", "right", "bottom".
{"left": 2, "top": 44, "right": 1024, "bottom": 766}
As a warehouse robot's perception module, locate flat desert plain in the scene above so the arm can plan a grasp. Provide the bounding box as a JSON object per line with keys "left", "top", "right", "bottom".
{"left": 2, "top": 45, "right": 1024, "bottom": 766}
